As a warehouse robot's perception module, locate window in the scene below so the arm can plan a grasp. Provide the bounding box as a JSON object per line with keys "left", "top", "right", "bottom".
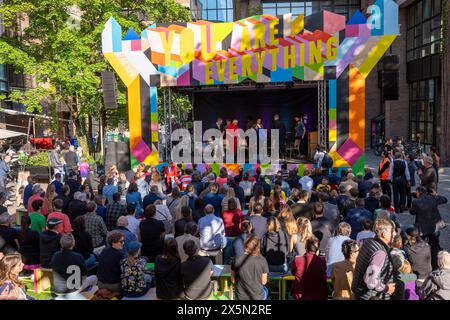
{"left": 407, "top": 0, "right": 442, "bottom": 62}
{"left": 191, "top": 0, "right": 233, "bottom": 22}
{"left": 0, "top": 64, "right": 7, "bottom": 93}
{"left": 262, "top": 0, "right": 360, "bottom": 19}
{"left": 409, "top": 79, "right": 437, "bottom": 146}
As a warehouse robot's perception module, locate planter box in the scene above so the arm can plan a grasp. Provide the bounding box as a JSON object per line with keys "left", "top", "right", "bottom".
{"left": 25, "top": 166, "right": 51, "bottom": 181}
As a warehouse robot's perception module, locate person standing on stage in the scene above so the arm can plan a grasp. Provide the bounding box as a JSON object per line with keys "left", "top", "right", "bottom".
{"left": 273, "top": 114, "right": 286, "bottom": 156}
{"left": 215, "top": 117, "right": 225, "bottom": 133}
{"left": 163, "top": 161, "right": 178, "bottom": 193}
{"left": 226, "top": 119, "right": 239, "bottom": 159}
{"left": 294, "top": 116, "right": 306, "bottom": 158}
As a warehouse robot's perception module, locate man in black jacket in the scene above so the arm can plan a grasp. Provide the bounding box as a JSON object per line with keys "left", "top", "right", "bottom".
{"left": 272, "top": 114, "right": 286, "bottom": 156}
{"left": 40, "top": 218, "right": 62, "bottom": 268}
{"left": 410, "top": 186, "right": 448, "bottom": 270}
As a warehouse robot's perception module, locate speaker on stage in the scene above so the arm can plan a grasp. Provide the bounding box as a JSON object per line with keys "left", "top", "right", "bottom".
{"left": 101, "top": 71, "right": 118, "bottom": 109}
{"left": 105, "top": 141, "right": 130, "bottom": 172}
{"left": 380, "top": 55, "right": 399, "bottom": 101}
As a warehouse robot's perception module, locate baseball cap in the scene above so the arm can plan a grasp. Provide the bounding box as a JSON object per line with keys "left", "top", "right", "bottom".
{"left": 125, "top": 241, "right": 142, "bottom": 252}
{"left": 47, "top": 217, "right": 63, "bottom": 227}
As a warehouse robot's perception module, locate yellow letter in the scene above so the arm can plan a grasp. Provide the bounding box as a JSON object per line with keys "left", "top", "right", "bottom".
{"left": 180, "top": 28, "right": 195, "bottom": 64}
{"left": 268, "top": 47, "right": 279, "bottom": 71}
{"left": 253, "top": 22, "right": 266, "bottom": 50}
{"left": 216, "top": 59, "right": 227, "bottom": 82}
{"left": 160, "top": 30, "right": 175, "bottom": 66}
{"left": 254, "top": 51, "right": 266, "bottom": 74}
{"left": 269, "top": 19, "right": 279, "bottom": 45}
{"left": 241, "top": 53, "right": 253, "bottom": 77}
{"left": 326, "top": 37, "right": 338, "bottom": 61}
{"left": 283, "top": 44, "right": 296, "bottom": 69}
{"left": 205, "top": 61, "right": 214, "bottom": 84}
{"left": 229, "top": 57, "right": 238, "bottom": 80}
{"left": 309, "top": 40, "right": 323, "bottom": 64}
{"left": 201, "top": 24, "right": 217, "bottom": 61}
{"left": 241, "top": 26, "right": 253, "bottom": 51}
{"left": 291, "top": 14, "right": 304, "bottom": 36}
{"left": 299, "top": 42, "right": 305, "bottom": 66}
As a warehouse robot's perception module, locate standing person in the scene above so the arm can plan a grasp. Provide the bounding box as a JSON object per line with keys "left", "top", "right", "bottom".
{"left": 225, "top": 119, "right": 239, "bottom": 160}
{"left": 232, "top": 221, "right": 253, "bottom": 258}
{"left": 406, "top": 154, "right": 417, "bottom": 209}
{"left": 66, "top": 172, "right": 81, "bottom": 199}
{"left": 311, "top": 202, "right": 334, "bottom": 253}
{"left": 105, "top": 193, "right": 127, "bottom": 231}
{"left": 180, "top": 240, "right": 214, "bottom": 300}
{"left": 154, "top": 238, "right": 183, "bottom": 300}
{"left": 63, "top": 145, "right": 79, "bottom": 176}
{"left": 247, "top": 203, "right": 267, "bottom": 239}
{"left": 28, "top": 200, "right": 46, "bottom": 234}
{"left": 139, "top": 204, "right": 165, "bottom": 263}
{"left": 272, "top": 114, "right": 286, "bottom": 156}
{"left": 27, "top": 185, "right": 49, "bottom": 216}
{"left": 419, "top": 250, "right": 450, "bottom": 300}
{"left": 49, "top": 145, "right": 65, "bottom": 182}
{"left": 215, "top": 117, "right": 225, "bottom": 133}
{"left": 388, "top": 152, "right": 411, "bottom": 213}
{"left": 261, "top": 216, "right": 289, "bottom": 273}
{"left": 409, "top": 186, "right": 447, "bottom": 270}
{"left": 418, "top": 155, "right": 438, "bottom": 191}
{"left": 294, "top": 116, "right": 306, "bottom": 158}
{"left": 330, "top": 240, "right": 359, "bottom": 300}
{"left": 231, "top": 235, "right": 269, "bottom": 300}
{"left": 50, "top": 173, "right": 63, "bottom": 196}
{"left": 78, "top": 158, "right": 90, "bottom": 184}
{"left": 102, "top": 178, "right": 118, "bottom": 205}
{"left": 313, "top": 145, "right": 326, "bottom": 169}
{"left": 221, "top": 198, "right": 244, "bottom": 237}
{"left": 22, "top": 176, "right": 36, "bottom": 209}
{"left": 345, "top": 198, "right": 373, "bottom": 240}
{"left": 291, "top": 237, "right": 328, "bottom": 300}
{"left": 299, "top": 169, "right": 314, "bottom": 193}
{"left": 428, "top": 146, "right": 440, "bottom": 184}
{"left": 136, "top": 172, "right": 149, "bottom": 201}
{"left": 0, "top": 155, "right": 10, "bottom": 194}
{"left": 289, "top": 217, "right": 313, "bottom": 257}
{"left": 352, "top": 218, "right": 396, "bottom": 300}
{"left": 163, "top": 161, "right": 178, "bottom": 192}
{"left": 378, "top": 152, "right": 392, "bottom": 198}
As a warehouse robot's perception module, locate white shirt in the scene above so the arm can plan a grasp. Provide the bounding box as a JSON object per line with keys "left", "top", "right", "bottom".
{"left": 314, "top": 151, "right": 325, "bottom": 167}
{"left": 299, "top": 176, "right": 314, "bottom": 192}
{"left": 356, "top": 230, "right": 376, "bottom": 245}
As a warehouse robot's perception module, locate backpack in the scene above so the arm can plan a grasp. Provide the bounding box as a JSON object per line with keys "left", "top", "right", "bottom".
{"left": 321, "top": 152, "right": 333, "bottom": 169}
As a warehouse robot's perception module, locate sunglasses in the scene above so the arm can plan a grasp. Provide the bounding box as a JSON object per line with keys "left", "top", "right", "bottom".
{"left": 119, "top": 240, "right": 125, "bottom": 244}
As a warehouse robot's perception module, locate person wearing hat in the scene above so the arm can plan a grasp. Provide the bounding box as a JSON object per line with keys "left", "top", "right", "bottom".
{"left": 121, "top": 240, "right": 151, "bottom": 298}
{"left": 39, "top": 217, "right": 62, "bottom": 268}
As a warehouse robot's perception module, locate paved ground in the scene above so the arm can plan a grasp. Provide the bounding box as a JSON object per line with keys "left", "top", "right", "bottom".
{"left": 365, "top": 151, "right": 450, "bottom": 251}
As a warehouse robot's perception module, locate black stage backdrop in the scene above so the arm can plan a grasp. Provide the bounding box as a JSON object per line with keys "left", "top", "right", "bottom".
{"left": 193, "top": 88, "right": 318, "bottom": 135}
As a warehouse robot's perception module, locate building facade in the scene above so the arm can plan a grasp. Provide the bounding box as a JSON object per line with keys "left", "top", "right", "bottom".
{"left": 188, "top": 0, "right": 450, "bottom": 165}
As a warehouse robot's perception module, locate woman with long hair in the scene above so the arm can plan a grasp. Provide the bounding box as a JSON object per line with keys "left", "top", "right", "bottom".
{"left": 0, "top": 253, "right": 31, "bottom": 300}
{"left": 277, "top": 206, "right": 298, "bottom": 238}
{"left": 289, "top": 217, "right": 313, "bottom": 256}
{"left": 271, "top": 184, "right": 286, "bottom": 211}
{"left": 154, "top": 238, "right": 182, "bottom": 300}
{"left": 249, "top": 185, "right": 265, "bottom": 214}
{"left": 216, "top": 167, "right": 229, "bottom": 190}
{"left": 261, "top": 216, "right": 289, "bottom": 273}
{"left": 262, "top": 197, "right": 277, "bottom": 218}
{"left": 149, "top": 172, "right": 166, "bottom": 194}
{"left": 404, "top": 227, "right": 432, "bottom": 286}
{"left": 45, "top": 184, "right": 57, "bottom": 213}
{"left": 118, "top": 172, "right": 130, "bottom": 195}
{"left": 221, "top": 188, "right": 241, "bottom": 212}
{"left": 18, "top": 215, "right": 40, "bottom": 269}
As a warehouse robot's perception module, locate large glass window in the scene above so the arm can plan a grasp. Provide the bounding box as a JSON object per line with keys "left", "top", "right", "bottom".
{"left": 409, "top": 79, "right": 436, "bottom": 146}
{"left": 407, "top": 0, "right": 442, "bottom": 62}
{"left": 262, "top": 0, "right": 360, "bottom": 19}
{"left": 0, "top": 65, "right": 7, "bottom": 93}
{"left": 191, "top": 0, "right": 233, "bottom": 22}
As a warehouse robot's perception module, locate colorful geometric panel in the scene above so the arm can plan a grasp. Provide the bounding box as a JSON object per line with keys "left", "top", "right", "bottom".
{"left": 132, "top": 139, "right": 152, "bottom": 163}
{"left": 337, "top": 138, "right": 363, "bottom": 166}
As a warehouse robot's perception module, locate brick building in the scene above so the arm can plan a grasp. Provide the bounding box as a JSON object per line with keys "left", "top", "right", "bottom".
{"left": 188, "top": 0, "right": 450, "bottom": 165}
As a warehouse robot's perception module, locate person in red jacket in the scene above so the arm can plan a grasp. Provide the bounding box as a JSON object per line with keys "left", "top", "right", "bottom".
{"left": 291, "top": 236, "right": 328, "bottom": 300}
{"left": 163, "top": 161, "right": 178, "bottom": 192}
{"left": 221, "top": 198, "right": 244, "bottom": 237}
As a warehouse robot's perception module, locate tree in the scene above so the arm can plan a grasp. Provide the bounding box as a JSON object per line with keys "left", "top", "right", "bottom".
{"left": 0, "top": 0, "right": 191, "bottom": 154}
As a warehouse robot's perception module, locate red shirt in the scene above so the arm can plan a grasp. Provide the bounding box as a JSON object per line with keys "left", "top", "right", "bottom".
{"left": 47, "top": 211, "right": 73, "bottom": 234}
{"left": 221, "top": 209, "right": 244, "bottom": 237}
{"left": 291, "top": 253, "right": 328, "bottom": 300}
{"left": 27, "top": 195, "right": 49, "bottom": 216}
{"left": 164, "top": 165, "right": 178, "bottom": 184}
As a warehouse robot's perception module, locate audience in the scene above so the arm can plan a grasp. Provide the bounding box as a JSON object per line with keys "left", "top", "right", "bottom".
{"left": 155, "top": 238, "right": 182, "bottom": 299}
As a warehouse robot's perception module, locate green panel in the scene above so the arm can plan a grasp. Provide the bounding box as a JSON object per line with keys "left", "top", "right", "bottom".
{"left": 329, "top": 109, "right": 336, "bottom": 119}
{"left": 130, "top": 152, "right": 139, "bottom": 168}
{"left": 305, "top": 62, "right": 324, "bottom": 73}
{"left": 352, "top": 153, "right": 365, "bottom": 176}
{"left": 292, "top": 66, "right": 304, "bottom": 80}
{"left": 212, "top": 163, "right": 220, "bottom": 176}
{"left": 297, "top": 163, "right": 305, "bottom": 176}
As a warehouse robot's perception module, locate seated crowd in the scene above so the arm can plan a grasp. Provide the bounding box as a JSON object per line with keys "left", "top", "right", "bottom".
{"left": 0, "top": 162, "right": 449, "bottom": 300}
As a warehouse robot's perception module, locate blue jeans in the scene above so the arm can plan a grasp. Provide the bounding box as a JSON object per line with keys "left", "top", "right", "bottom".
{"left": 268, "top": 264, "right": 288, "bottom": 274}
{"left": 223, "top": 237, "right": 235, "bottom": 264}
{"left": 85, "top": 254, "right": 97, "bottom": 269}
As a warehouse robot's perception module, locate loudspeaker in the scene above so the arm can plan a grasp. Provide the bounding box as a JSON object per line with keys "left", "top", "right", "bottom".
{"left": 101, "top": 71, "right": 118, "bottom": 109}
{"left": 104, "top": 141, "right": 130, "bottom": 172}
{"left": 381, "top": 70, "right": 399, "bottom": 100}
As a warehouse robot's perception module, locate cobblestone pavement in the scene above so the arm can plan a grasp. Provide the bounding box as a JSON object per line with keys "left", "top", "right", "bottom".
{"left": 365, "top": 151, "right": 450, "bottom": 251}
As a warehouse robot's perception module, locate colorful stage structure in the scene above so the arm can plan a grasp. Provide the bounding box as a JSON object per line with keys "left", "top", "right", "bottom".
{"left": 101, "top": 0, "right": 399, "bottom": 175}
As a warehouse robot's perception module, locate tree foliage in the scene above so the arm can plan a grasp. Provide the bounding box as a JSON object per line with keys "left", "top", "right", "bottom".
{"left": 0, "top": 0, "right": 191, "bottom": 153}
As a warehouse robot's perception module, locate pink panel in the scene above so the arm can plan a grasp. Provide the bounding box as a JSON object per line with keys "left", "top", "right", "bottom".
{"left": 337, "top": 138, "right": 363, "bottom": 166}
{"left": 323, "top": 11, "right": 346, "bottom": 35}
{"left": 345, "top": 25, "right": 359, "bottom": 38}
{"left": 131, "top": 39, "right": 141, "bottom": 51}
{"left": 176, "top": 70, "right": 191, "bottom": 86}
{"left": 132, "top": 139, "right": 152, "bottom": 163}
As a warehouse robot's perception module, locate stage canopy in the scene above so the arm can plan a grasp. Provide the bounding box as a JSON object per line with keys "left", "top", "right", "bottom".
{"left": 101, "top": 0, "right": 399, "bottom": 174}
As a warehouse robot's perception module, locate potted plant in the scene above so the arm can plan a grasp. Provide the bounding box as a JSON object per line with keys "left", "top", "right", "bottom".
{"left": 23, "top": 151, "right": 51, "bottom": 180}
